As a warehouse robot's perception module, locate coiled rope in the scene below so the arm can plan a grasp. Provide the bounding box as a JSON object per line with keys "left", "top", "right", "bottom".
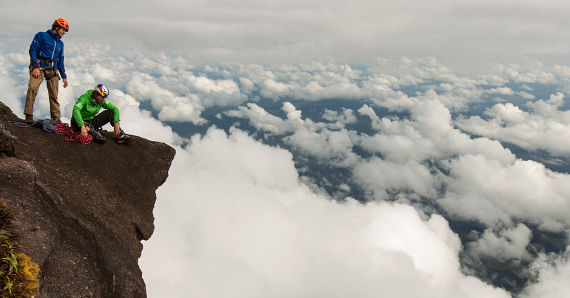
{"left": 10, "top": 118, "right": 93, "bottom": 144}
{"left": 55, "top": 124, "right": 93, "bottom": 144}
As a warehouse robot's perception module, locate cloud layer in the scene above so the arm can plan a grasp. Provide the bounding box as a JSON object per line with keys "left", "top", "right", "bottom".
{"left": 1, "top": 39, "right": 570, "bottom": 297}
{"left": 139, "top": 128, "right": 511, "bottom": 298}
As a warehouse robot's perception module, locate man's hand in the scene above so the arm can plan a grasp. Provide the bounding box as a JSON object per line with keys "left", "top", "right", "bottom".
{"left": 113, "top": 123, "right": 121, "bottom": 137}
{"left": 63, "top": 78, "right": 68, "bottom": 88}
{"left": 32, "top": 68, "right": 40, "bottom": 79}
{"left": 81, "top": 126, "right": 89, "bottom": 138}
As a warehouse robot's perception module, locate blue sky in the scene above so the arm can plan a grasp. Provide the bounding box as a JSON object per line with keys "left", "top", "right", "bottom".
{"left": 1, "top": 1, "right": 570, "bottom": 297}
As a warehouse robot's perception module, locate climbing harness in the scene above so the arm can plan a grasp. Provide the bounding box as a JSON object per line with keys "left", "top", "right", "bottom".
{"left": 38, "top": 57, "right": 55, "bottom": 70}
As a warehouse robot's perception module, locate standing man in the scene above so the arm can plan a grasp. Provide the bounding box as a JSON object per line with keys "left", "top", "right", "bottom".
{"left": 24, "top": 18, "right": 69, "bottom": 124}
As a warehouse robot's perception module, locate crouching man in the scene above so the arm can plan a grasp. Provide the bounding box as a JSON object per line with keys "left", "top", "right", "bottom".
{"left": 71, "top": 84, "right": 135, "bottom": 144}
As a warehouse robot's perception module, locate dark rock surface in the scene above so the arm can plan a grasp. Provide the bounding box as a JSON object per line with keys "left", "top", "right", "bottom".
{"left": 0, "top": 102, "right": 176, "bottom": 297}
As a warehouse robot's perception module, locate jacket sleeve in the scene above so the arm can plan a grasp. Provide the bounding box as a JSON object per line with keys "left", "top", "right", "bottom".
{"left": 72, "top": 96, "right": 86, "bottom": 127}
{"left": 58, "top": 51, "right": 66, "bottom": 79}
{"left": 29, "top": 32, "right": 42, "bottom": 69}
{"left": 102, "top": 101, "right": 120, "bottom": 124}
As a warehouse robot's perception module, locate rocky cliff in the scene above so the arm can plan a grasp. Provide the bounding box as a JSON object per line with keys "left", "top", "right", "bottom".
{"left": 0, "top": 102, "right": 176, "bottom": 297}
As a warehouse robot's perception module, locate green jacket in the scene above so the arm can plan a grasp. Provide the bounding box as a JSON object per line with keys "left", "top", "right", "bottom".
{"left": 72, "top": 90, "right": 120, "bottom": 127}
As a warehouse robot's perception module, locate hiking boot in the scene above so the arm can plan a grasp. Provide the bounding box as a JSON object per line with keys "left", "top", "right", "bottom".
{"left": 90, "top": 130, "right": 106, "bottom": 143}
{"left": 25, "top": 114, "right": 34, "bottom": 124}
{"left": 116, "top": 130, "right": 135, "bottom": 144}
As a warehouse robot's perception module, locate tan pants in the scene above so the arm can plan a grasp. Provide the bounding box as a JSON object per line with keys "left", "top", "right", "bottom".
{"left": 24, "top": 69, "right": 60, "bottom": 119}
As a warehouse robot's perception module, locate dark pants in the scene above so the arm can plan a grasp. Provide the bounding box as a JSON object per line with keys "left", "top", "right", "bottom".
{"left": 71, "top": 110, "right": 115, "bottom": 132}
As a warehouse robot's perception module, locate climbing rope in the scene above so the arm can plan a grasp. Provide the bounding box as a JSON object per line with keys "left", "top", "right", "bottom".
{"left": 55, "top": 124, "right": 93, "bottom": 144}
{"left": 9, "top": 118, "right": 93, "bottom": 144}
{"left": 7, "top": 120, "right": 35, "bottom": 128}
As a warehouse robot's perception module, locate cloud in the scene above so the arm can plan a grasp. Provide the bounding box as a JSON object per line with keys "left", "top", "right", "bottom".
{"left": 282, "top": 101, "right": 303, "bottom": 122}
{"left": 497, "top": 64, "right": 558, "bottom": 84}
{"left": 157, "top": 98, "right": 205, "bottom": 124}
{"left": 439, "top": 155, "right": 570, "bottom": 229}
{"left": 520, "top": 246, "right": 570, "bottom": 298}
{"left": 178, "top": 73, "right": 249, "bottom": 107}
{"left": 3, "top": 37, "right": 570, "bottom": 297}
{"left": 285, "top": 128, "right": 359, "bottom": 165}
{"left": 0, "top": 53, "right": 26, "bottom": 117}
{"left": 357, "top": 98, "right": 516, "bottom": 164}
{"left": 140, "top": 127, "right": 511, "bottom": 298}
{"left": 353, "top": 158, "right": 437, "bottom": 200}
{"left": 3, "top": 0, "right": 570, "bottom": 70}
{"left": 225, "top": 102, "right": 291, "bottom": 134}
{"left": 467, "top": 224, "right": 533, "bottom": 261}
{"left": 113, "top": 104, "right": 186, "bottom": 146}
{"left": 457, "top": 93, "right": 570, "bottom": 157}
{"left": 126, "top": 72, "right": 207, "bottom": 124}
{"left": 321, "top": 108, "right": 357, "bottom": 126}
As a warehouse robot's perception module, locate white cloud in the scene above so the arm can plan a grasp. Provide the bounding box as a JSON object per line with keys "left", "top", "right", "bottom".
{"left": 0, "top": 54, "right": 26, "bottom": 117}
{"left": 322, "top": 108, "right": 357, "bottom": 126}
{"left": 119, "top": 105, "right": 185, "bottom": 146}
{"left": 91, "top": 63, "right": 117, "bottom": 81}
{"left": 498, "top": 64, "right": 558, "bottom": 84}
{"left": 358, "top": 98, "right": 515, "bottom": 164}
{"left": 181, "top": 73, "right": 248, "bottom": 107}
{"left": 260, "top": 79, "right": 292, "bottom": 99}
{"left": 467, "top": 224, "right": 533, "bottom": 261}
{"left": 440, "top": 155, "right": 570, "bottom": 228}
{"left": 157, "top": 97, "right": 207, "bottom": 124}
{"left": 457, "top": 93, "right": 570, "bottom": 157}
{"left": 484, "top": 103, "right": 528, "bottom": 124}
{"left": 282, "top": 101, "right": 303, "bottom": 122}
{"left": 520, "top": 246, "right": 570, "bottom": 298}
{"left": 411, "top": 97, "right": 454, "bottom": 143}
{"left": 140, "top": 127, "right": 511, "bottom": 298}
{"left": 3, "top": 37, "right": 570, "bottom": 297}
{"left": 353, "top": 158, "right": 437, "bottom": 200}
{"left": 110, "top": 89, "right": 141, "bottom": 109}
{"left": 225, "top": 102, "right": 291, "bottom": 134}
{"left": 126, "top": 72, "right": 207, "bottom": 124}
{"left": 486, "top": 87, "right": 515, "bottom": 95}
{"left": 239, "top": 77, "right": 255, "bottom": 94}
{"left": 285, "top": 128, "right": 358, "bottom": 164}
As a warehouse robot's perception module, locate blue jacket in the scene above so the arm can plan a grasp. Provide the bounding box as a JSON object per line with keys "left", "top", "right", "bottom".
{"left": 29, "top": 30, "right": 67, "bottom": 79}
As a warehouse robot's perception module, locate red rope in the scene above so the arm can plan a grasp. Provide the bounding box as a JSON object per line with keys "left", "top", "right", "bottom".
{"left": 55, "top": 124, "right": 93, "bottom": 144}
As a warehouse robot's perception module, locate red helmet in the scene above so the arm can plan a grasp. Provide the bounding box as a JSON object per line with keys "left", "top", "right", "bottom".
{"left": 56, "top": 18, "right": 69, "bottom": 31}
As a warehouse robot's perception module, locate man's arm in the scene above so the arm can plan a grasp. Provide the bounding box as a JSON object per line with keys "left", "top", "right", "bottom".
{"left": 57, "top": 43, "right": 68, "bottom": 87}
{"left": 73, "top": 99, "right": 90, "bottom": 138}
{"left": 29, "top": 33, "right": 42, "bottom": 79}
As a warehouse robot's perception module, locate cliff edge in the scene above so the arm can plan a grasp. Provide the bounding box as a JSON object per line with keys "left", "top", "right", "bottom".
{"left": 0, "top": 102, "right": 176, "bottom": 297}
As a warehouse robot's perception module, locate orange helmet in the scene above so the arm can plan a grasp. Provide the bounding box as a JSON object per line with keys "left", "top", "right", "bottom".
{"left": 56, "top": 18, "right": 69, "bottom": 31}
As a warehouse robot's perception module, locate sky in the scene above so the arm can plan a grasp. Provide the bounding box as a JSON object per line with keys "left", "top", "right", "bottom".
{"left": 1, "top": 1, "right": 570, "bottom": 297}
{"left": 2, "top": 0, "right": 570, "bottom": 70}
